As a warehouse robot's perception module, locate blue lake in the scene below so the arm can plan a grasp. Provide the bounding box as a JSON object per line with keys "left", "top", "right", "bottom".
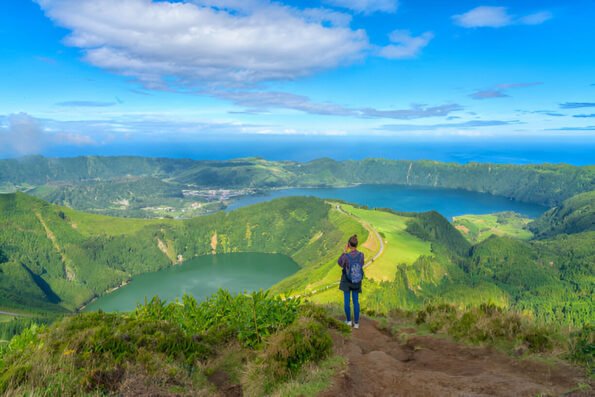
{"left": 227, "top": 185, "right": 547, "bottom": 219}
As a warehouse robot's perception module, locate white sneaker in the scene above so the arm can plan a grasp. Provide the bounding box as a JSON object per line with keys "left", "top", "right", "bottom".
{"left": 345, "top": 320, "right": 353, "bottom": 327}
{"left": 353, "top": 322, "right": 360, "bottom": 329}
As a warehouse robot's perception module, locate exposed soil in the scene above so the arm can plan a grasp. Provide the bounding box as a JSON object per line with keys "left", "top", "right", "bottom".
{"left": 454, "top": 224, "right": 470, "bottom": 235}
{"left": 323, "top": 318, "right": 590, "bottom": 397}
{"left": 208, "top": 369, "right": 243, "bottom": 397}
{"left": 211, "top": 232, "right": 218, "bottom": 254}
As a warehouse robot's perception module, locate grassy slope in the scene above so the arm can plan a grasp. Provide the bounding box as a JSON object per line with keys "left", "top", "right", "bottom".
{"left": 344, "top": 204, "right": 432, "bottom": 281}
{"left": 291, "top": 204, "right": 593, "bottom": 326}
{"left": 1, "top": 191, "right": 593, "bottom": 326}
{"left": 0, "top": 292, "right": 350, "bottom": 396}
{"left": 301, "top": 205, "right": 433, "bottom": 308}
{"left": 453, "top": 212, "right": 533, "bottom": 244}
{"left": 272, "top": 203, "right": 433, "bottom": 302}
{"left": 1, "top": 294, "right": 591, "bottom": 396}
{"left": 0, "top": 193, "right": 351, "bottom": 312}
{"left": 270, "top": 204, "right": 369, "bottom": 296}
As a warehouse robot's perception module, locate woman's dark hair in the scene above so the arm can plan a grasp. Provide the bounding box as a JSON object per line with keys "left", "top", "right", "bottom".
{"left": 348, "top": 234, "right": 358, "bottom": 247}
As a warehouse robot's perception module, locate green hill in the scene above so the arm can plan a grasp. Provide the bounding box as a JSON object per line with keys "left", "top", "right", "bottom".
{"left": 1, "top": 192, "right": 593, "bottom": 328}
{"left": 529, "top": 190, "right": 595, "bottom": 238}
{"left": 293, "top": 159, "right": 595, "bottom": 206}
{"left": 0, "top": 193, "right": 360, "bottom": 313}
{"left": 1, "top": 156, "right": 593, "bottom": 218}
{"left": 0, "top": 192, "right": 593, "bottom": 395}
{"left": 270, "top": 202, "right": 593, "bottom": 326}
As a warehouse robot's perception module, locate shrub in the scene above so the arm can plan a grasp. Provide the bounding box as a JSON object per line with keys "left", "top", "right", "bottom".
{"left": 260, "top": 317, "right": 333, "bottom": 388}
{"left": 523, "top": 328, "right": 554, "bottom": 353}
{"left": 298, "top": 303, "right": 351, "bottom": 334}
{"left": 0, "top": 324, "right": 43, "bottom": 394}
{"left": 568, "top": 324, "right": 594, "bottom": 374}
{"left": 134, "top": 290, "right": 301, "bottom": 348}
{"left": 415, "top": 304, "right": 560, "bottom": 354}
{"left": 415, "top": 304, "right": 457, "bottom": 332}
{"left": 0, "top": 290, "right": 342, "bottom": 396}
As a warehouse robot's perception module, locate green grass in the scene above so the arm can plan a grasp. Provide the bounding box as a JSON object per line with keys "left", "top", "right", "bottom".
{"left": 427, "top": 282, "right": 510, "bottom": 308}
{"left": 62, "top": 206, "right": 176, "bottom": 236}
{"left": 453, "top": 212, "right": 533, "bottom": 243}
{"left": 341, "top": 204, "right": 432, "bottom": 281}
{"left": 268, "top": 354, "right": 346, "bottom": 397}
{"left": 270, "top": 203, "right": 369, "bottom": 296}
{"left": 0, "top": 315, "right": 15, "bottom": 324}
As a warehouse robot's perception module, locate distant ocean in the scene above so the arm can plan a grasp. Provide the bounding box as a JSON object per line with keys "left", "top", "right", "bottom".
{"left": 23, "top": 136, "right": 595, "bottom": 165}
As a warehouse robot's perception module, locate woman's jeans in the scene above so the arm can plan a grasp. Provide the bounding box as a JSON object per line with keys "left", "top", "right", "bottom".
{"left": 343, "top": 290, "right": 360, "bottom": 323}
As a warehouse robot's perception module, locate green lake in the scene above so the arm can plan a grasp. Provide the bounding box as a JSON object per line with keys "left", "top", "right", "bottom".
{"left": 84, "top": 253, "right": 299, "bottom": 312}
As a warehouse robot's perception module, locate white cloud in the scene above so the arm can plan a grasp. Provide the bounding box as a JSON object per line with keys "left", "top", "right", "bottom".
{"left": 470, "top": 82, "right": 543, "bottom": 100}
{"left": 453, "top": 6, "right": 511, "bottom": 28}
{"left": 36, "top": 0, "right": 368, "bottom": 89}
{"left": 0, "top": 113, "right": 96, "bottom": 156}
{"left": 519, "top": 11, "right": 553, "bottom": 25}
{"left": 323, "top": 0, "right": 398, "bottom": 14}
{"left": 379, "top": 30, "right": 434, "bottom": 59}
{"left": 301, "top": 7, "right": 353, "bottom": 28}
{"left": 381, "top": 120, "right": 519, "bottom": 132}
{"left": 453, "top": 6, "right": 552, "bottom": 28}
{"left": 0, "top": 113, "right": 361, "bottom": 142}
{"left": 213, "top": 90, "right": 461, "bottom": 119}
{"left": 0, "top": 113, "right": 46, "bottom": 156}
{"left": 54, "top": 132, "right": 96, "bottom": 145}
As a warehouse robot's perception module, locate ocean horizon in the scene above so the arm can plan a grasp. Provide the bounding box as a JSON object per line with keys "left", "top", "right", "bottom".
{"left": 9, "top": 137, "right": 594, "bottom": 166}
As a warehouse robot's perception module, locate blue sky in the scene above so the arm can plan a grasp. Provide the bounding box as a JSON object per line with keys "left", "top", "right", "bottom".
{"left": 1, "top": 0, "right": 595, "bottom": 156}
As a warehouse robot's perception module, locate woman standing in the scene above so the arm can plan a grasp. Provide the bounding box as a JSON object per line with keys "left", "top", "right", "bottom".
{"left": 338, "top": 234, "right": 364, "bottom": 329}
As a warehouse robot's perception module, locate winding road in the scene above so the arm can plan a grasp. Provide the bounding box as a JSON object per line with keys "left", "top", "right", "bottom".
{"left": 0, "top": 310, "right": 25, "bottom": 317}
{"left": 287, "top": 203, "right": 385, "bottom": 299}
{"left": 334, "top": 204, "right": 384, "bottom": 268}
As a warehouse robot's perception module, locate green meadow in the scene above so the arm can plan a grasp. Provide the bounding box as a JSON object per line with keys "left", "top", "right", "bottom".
{"left": 298, "top": 204, "right": 433, "bottom": 308}
{"left": 452, "top": 212, "right": 533, "bottom": 243}
{"left": 340, "top": 204, "right": 432, "bottom": 281}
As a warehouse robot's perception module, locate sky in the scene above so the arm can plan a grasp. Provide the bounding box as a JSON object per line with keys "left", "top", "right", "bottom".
{"left": 1, "top": 0, "right": 595, "bottom": 157}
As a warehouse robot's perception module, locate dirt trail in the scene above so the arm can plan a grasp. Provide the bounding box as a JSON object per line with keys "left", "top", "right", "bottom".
{"left": 323, "top": 318, "right": 589, "bottom": 397}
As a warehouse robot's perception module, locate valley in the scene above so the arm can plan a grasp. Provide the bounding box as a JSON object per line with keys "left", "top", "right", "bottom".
{"left": 0, "top": 158, "right": 593, "bottom": 395}
{"left": 2, "top": 156, "right": 592, "bottom": 219}
{"left": 1, "top": 176, "right": 592, "bottom": 325}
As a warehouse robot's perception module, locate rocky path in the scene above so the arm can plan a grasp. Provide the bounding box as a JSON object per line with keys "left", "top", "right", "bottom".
{"left": 323, "top": 318, "right": 589, "bottom": 397}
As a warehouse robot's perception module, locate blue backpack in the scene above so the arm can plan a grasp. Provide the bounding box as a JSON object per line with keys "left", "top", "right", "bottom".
{"left": 345, "top": 252, "right": 364, "bottom": 283}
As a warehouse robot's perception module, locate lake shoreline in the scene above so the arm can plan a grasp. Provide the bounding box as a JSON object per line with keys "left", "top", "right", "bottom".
{"left": 82, "top": 253, "right": 300, "bottom": 313}
{"left": 225, "top": 184, "right": 547, "bottom": 219}
{"left": 78, "top": 279, "right": 131, "bottom": 312}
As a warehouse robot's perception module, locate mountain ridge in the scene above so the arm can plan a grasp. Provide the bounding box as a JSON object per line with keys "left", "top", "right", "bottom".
{"left": 2, "top": 156, "right": 593, "bottom": 214}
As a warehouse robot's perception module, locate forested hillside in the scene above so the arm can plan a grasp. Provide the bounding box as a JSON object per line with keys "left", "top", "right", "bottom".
{"left": 0, "top": 193, "right": 358, "bottom": 312}
{"left": 529, "top": 190, "right": 595, "bottom": 237}
{"left": 1, "top": 156, "right": 593, "bottom": 217}
{"left": 283, "top": 202, "right": 594, "bottom": 327}
{"left": 1, "top": 192, "right": 593, "bottom": 327}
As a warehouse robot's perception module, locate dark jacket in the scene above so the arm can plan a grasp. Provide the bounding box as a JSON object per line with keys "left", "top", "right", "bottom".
{"left": 338, "top": 251, "right": 364, "bottom": 293}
